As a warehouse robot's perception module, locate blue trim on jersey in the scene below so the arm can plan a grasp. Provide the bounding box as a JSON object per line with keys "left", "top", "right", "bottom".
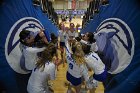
{"left": 66, "top": 71, "right": 82, "bottom": 86}
{"left": 93, "top": 69, "right": 107, "bottom": 82}
{"left": 65, "top": 45, "right": 70, "bottom": 54}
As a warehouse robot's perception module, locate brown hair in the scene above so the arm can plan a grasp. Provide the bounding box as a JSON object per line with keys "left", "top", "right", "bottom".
{"left": 59, "top": 22, "right": 64, "bottom": 30}
{"left": 35, "top": 42, "right": 57, "bottom": 71}
{"left": 19, "top": 30, "right": 31, "bottom": 46}
{"left": 86, "top": 32, "right": 96, "bottom": 43}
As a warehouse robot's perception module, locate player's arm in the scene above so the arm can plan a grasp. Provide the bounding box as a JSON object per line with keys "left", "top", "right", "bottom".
{"left": 81, "top": 64, "right": 89, "bottom": 82}
{"left": 26, "top": 47, "right": 46, "bottom": 53}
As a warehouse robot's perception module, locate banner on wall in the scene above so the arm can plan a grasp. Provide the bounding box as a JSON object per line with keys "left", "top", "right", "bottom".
{"left": 81, "top": 0, "right": 140, "bottom": 93}
{"left": 0, "top": 0, "right": 58, "bottom": 93}
{"left": 68, "top": 0, "right": 72, "bottom": 9}
{"left": 72, "top": 0, "right": 76, "bottom": 9}
{"left": 55, "top": 9, "right": 86, "bottom": 15}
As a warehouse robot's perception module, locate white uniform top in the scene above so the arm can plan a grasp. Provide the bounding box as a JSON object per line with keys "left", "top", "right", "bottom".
{"left": 75, "top": 32, "right": 79, "bottom": 37}
{"left": 85, "top": 52, "right": 105, "bottom": 75}
{"left": 68, "top": 30, "right": 75, "bottom": 38}
{"left": 65, "top": 40, "right": 89, "bottom": 81}
{"left": 20, "top": 44, "right": 45, "bottom": 70}
{"left": 90, "top": 42, "right": 98, "bottom": 52}
{"left": 59, "top": 30, "right": 66, "bottom": 42}
{"left": 27, "top": 62, "right": 56, "bottom": 93}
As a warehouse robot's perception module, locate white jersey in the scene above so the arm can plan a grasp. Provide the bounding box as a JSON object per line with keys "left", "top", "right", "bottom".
{"left": 68, "top": 30, "right": 75, "bottom": 38}
{"left": 85, "top": 52, "right": 105, "bottom": 75}
{"left": 27, "top": 62, "right": 56, "bottom": 93}
{"left": 59, "top": 30, "right": 66, "bottom": 42}
{"left": 20, "top": 44, "right": 45, "bottom": 70}
{"left": 90, "top": 42, "right": 98, "bottom": 52}
{"left": 75, "top": 32, "right": 79, "bottom": 37}
{"left": 65, "top": 40, "right": 89, "bottom": 81}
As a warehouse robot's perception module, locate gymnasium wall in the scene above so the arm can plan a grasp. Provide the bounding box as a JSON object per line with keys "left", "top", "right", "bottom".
{"left": 81, "top": 0, "right": 140, "bottom": 93}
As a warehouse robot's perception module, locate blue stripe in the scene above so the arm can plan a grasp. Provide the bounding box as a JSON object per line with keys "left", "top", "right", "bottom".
{"left": 66, "top": 71, "right": 82, "bottom": 86}
{"left": 93, "top": 69, "right": 107, "bottom": 82}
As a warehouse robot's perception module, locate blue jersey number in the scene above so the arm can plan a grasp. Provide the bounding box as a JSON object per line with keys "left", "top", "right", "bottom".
{"left": 92, "top": 55, "right": 98, "bottom": 61}
{"left": 69, "top": 63, "right": 73, "bottom": 70}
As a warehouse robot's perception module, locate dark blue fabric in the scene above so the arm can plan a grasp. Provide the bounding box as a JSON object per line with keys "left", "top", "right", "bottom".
{"left": 66, "top": 71, "right": 82, "bottom": 86}
{"left": 0, "top": 67, "right": 19, "bottom": 93}
{"left": 81, "top": 0, "right": 140, "bottom": 93}
{"left": 0, "top": 0, "right": 58, "bottom": 93}
{"left": 60, "top": 42, "right": 65, "bottom": 47}
{"left": 93, "top": 69, "right": 107, "bottom": 82}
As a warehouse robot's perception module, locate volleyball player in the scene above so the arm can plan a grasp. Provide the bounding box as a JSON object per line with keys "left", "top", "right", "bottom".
{"left": 82, "top": 43, "right": 107, "bottom": 93}
{"left": 65, "top": 39, "right": 89, "bottom": 93}
{"left": 19, "top": 29, "right": 48, "bottom": 71}
{"left": 27, "top": 43, "right": 57, "bottom": 93}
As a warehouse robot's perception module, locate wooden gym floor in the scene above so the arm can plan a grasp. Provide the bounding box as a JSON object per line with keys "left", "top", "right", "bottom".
{"left": 51, "top": 63, "right": 104, "bottom": 93}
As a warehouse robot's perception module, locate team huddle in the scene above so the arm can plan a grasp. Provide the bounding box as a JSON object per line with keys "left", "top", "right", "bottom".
{"left": 19, "top": 22, "right": 107, "bottom": 93}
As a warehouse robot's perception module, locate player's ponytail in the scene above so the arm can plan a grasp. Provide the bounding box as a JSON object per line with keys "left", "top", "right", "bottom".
{"left": 72, "top": 41, "right": 85, "bottom": 65}
{"left": 36, "top": 42, "right": 57, "bottom": 71}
